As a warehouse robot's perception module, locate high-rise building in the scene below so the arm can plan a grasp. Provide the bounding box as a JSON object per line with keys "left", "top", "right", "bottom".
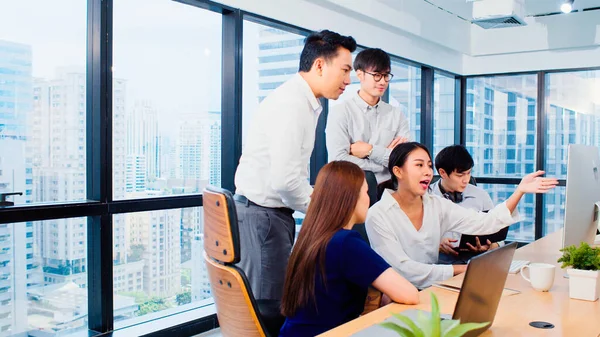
{"left": 126, "top": 100, "right": 160, "bottom": 181}
{"left": 125, "top": 154, "right": 147, "bottom": 193}
{"left": 113, "top": 78, "right": 129, "bottom": 266}
{"left": 30, "top": 69, "right": 88, "bottom": 285}
{"left": 466, "top": 77, "right": 538, "bottom": 241}
{"left": 0, "top": 39, "right": 34, "bottom": 336}
{"left": 127, "top": 208, "right": 181, "bottom": 297}
{"left": 208, "top": 111, "right": 221, "bottom": 187}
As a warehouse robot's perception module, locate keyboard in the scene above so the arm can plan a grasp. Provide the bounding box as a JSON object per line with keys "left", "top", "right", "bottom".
{"left": 509, "top": 260, "right": 530, "bottom": 274}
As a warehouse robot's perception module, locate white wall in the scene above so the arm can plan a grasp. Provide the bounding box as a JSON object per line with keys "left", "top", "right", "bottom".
{"left": 213, "top": 0, "right": 465, "bottom": 74}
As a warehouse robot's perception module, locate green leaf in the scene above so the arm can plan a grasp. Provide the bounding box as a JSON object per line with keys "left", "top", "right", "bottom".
{"left": 380, "top": 322, "right": 416, "bottom": 337}
{"left": 440, "top": 319, "right": 460, "bottom": 335}
{"left": 430, "top": 294, "right": 441, "bottom": 337}
{"left": 444, "top": 321, "right": 490, "bottom": 337}
{"left": 391, "top": 313, "right": 425, "bottom": 337}
{"left": 416, "top": 311, "right": 433, "bottom": 337}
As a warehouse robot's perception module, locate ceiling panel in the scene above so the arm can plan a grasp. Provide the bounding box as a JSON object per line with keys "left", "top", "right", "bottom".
{"left": 407, "top": 0, "right": 600, "bottom": 20}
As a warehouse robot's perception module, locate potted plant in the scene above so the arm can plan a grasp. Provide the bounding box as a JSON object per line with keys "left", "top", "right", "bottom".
{"left": 558, "top": 242, "right": 600, "bottom": 301}
{"left": 380, "top": 293, "right": 488, "bottom": 337}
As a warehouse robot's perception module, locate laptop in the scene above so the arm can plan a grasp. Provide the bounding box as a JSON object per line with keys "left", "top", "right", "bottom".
{"left": 351, "top": 242, "right": 518, "bottom": 337}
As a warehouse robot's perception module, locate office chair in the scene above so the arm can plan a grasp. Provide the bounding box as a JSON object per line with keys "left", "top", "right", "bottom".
{"left": 203, "top": 186, "right": 285, "bottom": 337}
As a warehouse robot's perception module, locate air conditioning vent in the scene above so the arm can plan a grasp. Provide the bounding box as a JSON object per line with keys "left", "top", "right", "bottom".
{"left": 472, "top": 15, "right": 526, "bottom": 29}
{"left": 472, "top": 0, "right": 527, "bottom": 29}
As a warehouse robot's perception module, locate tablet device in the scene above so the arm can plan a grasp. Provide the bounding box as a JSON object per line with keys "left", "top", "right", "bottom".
{"left": 458, "top": 227, "right": 510, "bottom": 250}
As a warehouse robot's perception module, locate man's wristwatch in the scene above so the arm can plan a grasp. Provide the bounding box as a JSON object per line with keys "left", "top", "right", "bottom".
{"left": 366, "top": 147, "right": 373, "bottom": 159}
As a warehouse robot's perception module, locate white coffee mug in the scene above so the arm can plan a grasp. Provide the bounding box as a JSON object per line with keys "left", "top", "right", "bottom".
{"left": 520, "top": 263, "right": 556, "bottom": 292}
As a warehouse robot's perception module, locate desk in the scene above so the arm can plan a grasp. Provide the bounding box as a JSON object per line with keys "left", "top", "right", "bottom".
{"left": 319, "top": 230, "right": 600, "bottom": 337}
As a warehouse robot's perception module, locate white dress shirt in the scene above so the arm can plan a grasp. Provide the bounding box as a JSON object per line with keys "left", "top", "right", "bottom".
{"left": 326, "top": 91, "right": 410, "bottom": 183}
{"left": 365, "top": 190, "right": 520, "bottom": 289}
{"left": 235, "top": 73, "right": 322, "bottom": 213}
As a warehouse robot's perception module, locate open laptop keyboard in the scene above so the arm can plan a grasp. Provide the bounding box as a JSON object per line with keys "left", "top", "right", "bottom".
{"left": 509, "top": 260, "right": 530, "bottom": 274}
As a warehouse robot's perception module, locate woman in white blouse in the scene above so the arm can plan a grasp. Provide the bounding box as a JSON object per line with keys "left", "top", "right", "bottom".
{"left": 365, "top": 142, "right": 558, "bottom": 289}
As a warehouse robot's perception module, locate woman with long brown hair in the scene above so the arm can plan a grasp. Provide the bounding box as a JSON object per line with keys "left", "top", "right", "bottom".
{"left": 279, "top": 161, "right": 418, "bottom": 337}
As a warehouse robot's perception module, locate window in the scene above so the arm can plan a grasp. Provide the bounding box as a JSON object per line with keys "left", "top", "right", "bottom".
{"left": 543, "top": 186, "right": 566, "bottom": 236}
{"left": 528, "top": 103, "right": 536, "bottom": 117}
{"left": 113, "top": 208, "right": 211, "bottom": 328}
{"left": 388, "top": 60, "right": 421, "bottom": 142}
{"left": 507, "top": 106, "right": 516, "bottom": 117}
{"left": 242, "top": 21, "right": 306, "bottom": 146}
{"left": 525, "top": 149, "right": 534, "bottom": 160}
{"left": 112, "top": 1, "right": 222, "bottom": 199}
{"left": 545, "top": 71, "right": 600, "bottom": 179}
{"left": 527, "top": 119, "right": 535, "bottom": 130}
{"left": 480, "top": 184, "right": 535, "bottom": 242}
{"left": 433, "top": 72, "right": 455, "bottom": 156}
{"left": 0, "top": 218, "right": 88, "bottom": 334}
{"left": 0, "top": 1, "right": 87, "bottom": 205}
{"left": 466, "top": 75, "right": 537, "bottom": 178}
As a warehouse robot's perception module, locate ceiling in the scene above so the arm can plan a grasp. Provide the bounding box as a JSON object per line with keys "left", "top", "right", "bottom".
{"left": 418, "top": 0, "right": 600, "bottom": 20}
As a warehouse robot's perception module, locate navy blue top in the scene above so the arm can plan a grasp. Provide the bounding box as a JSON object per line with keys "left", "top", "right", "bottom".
{"left": 279, "top": 229, "right": 390, "bottom": 337}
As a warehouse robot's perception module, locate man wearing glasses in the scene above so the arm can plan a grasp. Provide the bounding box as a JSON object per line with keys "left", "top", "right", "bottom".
{"left": 326, "top": 48, "right": 410, "bottom": 203}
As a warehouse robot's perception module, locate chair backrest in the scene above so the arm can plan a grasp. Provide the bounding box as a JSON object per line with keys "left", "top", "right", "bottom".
{"left": 203, "top": 186, "right": 269, "bottom": 337}
{"left": 205, "top": 254, "right": 267, "bottom": 337}
{"left": 469, "top": 176, "right": 477, "bottom": 186}
{"left": 203, "top": 186, "right": 240, "bottom": 264}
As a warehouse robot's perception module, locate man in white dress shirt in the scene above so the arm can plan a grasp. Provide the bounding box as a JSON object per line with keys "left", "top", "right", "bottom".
{"left": 429, "top": 145, "right": 503, "bottom": 264}
{"left": 234, "top": 30, "right": 357, "bottom": 301}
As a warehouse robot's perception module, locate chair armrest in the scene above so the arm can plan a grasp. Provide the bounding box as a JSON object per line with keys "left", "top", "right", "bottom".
{"left": 362, "top": 287, "right": 382, "bottom": 315}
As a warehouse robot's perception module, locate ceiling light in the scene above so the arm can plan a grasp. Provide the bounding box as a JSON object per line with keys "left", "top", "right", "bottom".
{"left": 561, "top": 0, "right": 574, "bottom": 13}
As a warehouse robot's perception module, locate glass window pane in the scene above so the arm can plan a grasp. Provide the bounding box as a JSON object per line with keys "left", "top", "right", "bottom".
{"left": 388, "top": 61, "right": 421, "bottom": 142}
{"left": 543, "top": 186, "right": 566, "bottom": 236}
{"left": 466, "top": 75, "right": 537, "bottom": 178}
{"left": 242, "top": 21, "right": 306, "bottom": 147}
{"left": 433, "top": 72, "right": 456, "bottom": 156}
{"left": 1, "top": 218, "right": 88, "bottom": 335}
{"left": 112, "top": 1, "right": 222, "bottom": 200}
{"left": 480, "top": 184, "right": 535, "bottom": 242}
{"left": 0, "top": 1, "right": 87, "bottom": 205}
{"left": 113, "top": 208, "right": 212, "bottom": 328}
{"left": 545, "top": 71, "right": 600, "bottom": 179}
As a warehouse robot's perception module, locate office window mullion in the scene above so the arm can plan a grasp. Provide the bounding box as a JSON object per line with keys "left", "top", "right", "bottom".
{"left": 420, "top": 67, "right": 434, "bottom": 151}
{"left": 87, "top": 0, "right": 113, "bottom": 332}
{"left": 221, "top": 9, "right": 243, "bottom": 192}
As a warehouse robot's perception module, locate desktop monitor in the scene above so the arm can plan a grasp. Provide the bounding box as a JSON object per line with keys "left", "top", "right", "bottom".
{"left": 562, "top": 144, "right": 600, "bottom": 248}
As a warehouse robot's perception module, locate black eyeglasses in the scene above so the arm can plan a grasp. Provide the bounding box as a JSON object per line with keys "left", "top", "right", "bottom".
{"left": 364, "top": 71, "right": 394, "bottom": 82}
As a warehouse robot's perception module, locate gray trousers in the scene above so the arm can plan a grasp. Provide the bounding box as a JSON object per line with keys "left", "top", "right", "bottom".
{"left": 236, "top": 200, "right": 295, "bottom": 301}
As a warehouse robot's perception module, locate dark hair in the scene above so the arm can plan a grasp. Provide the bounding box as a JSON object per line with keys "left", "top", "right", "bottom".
{"left": 281, "top": 161, "right": 364, "bottom": 317}
{"left": 298, "top": 30, "right": 357, "bottom": 72}
{"left": 388, "top": 142, "right": 431, "bottom": 189}
{"left": 353, "top": 48, "right": 391, "bottom": 73}
{"left": 434, "top": 145, "right": 474, "bottom": 175}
